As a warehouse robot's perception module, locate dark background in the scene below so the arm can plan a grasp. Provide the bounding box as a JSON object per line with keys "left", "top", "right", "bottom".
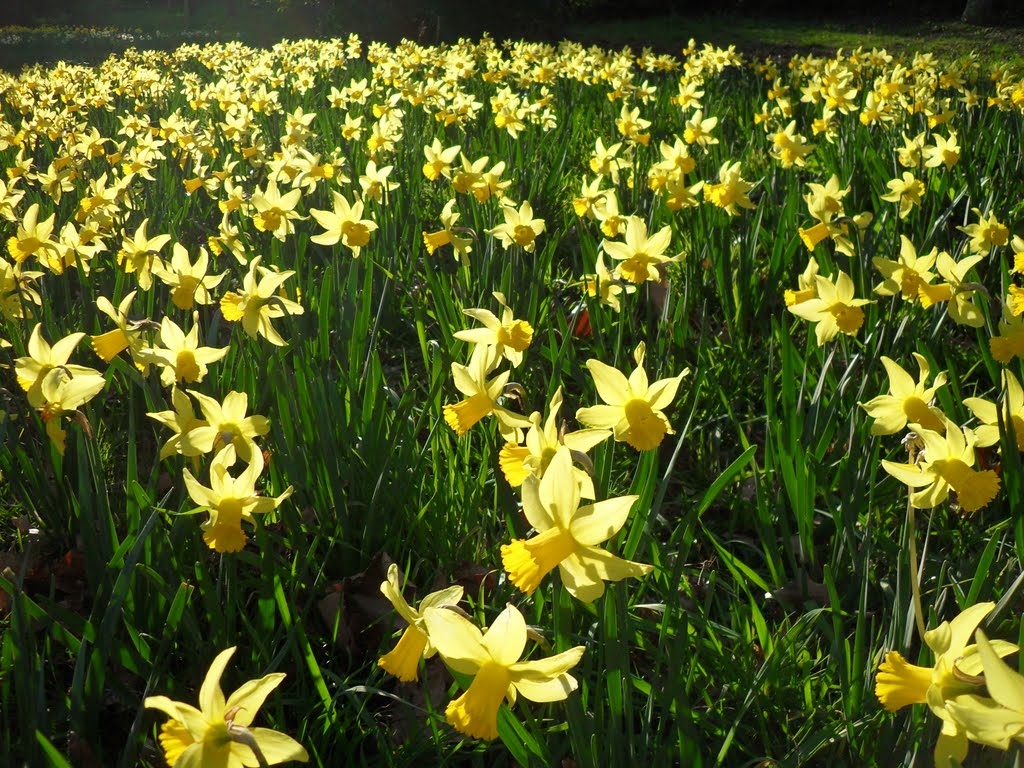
{"left": 4, "top": 0, "right": 1022, "bottom": 42}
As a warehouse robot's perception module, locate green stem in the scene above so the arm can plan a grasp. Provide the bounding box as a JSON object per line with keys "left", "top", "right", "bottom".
{"left": 905, "top": 495, "right": 926, "bottom": 641}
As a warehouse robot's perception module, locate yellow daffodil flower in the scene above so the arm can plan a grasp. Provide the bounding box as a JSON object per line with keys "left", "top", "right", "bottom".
{"left": 498, "top": 388, "right": 610, "bottom": 494}
{"left": 153, "top": 244, "right": 226, "bottom": 311}
{"left": 377, "top": 563, "right": 463, "bottom": 682}
{"left": 859, "top": 353, "right": 947, "bottom": 435}
{"left": 422, "top": 199, "right": 473, "bottom": 263}
{"left": 881, "top": 172, "right": 926, "bottom": 219}
{"left": 91, "top": 291, "right": 153, "bottom": 372}
{"left": 486, "top": 200, "right": 544, "bottom": 252}
{"left": 963, "top": 370, "right": 1024, "bottom": 451}
{"left": 946, "top": 630, "right": 1024, "bottom": 755}
{"left": 875, "top": 603, "right": 1015, "bottom": 768}
{"left": 147, "top": 386, "right": 208, "bottom": 460}
{"left": 601, "top": 217, "right": 678, "bottom": 285}
{"left": 220, "top": 257, "right": 304, "bottom": 347}
{"left": 309, "top": 192, "right": 377, "bottom": 258}
{"left": 502, "top": 446, "right": 649, "bottom": 601}
{"left": 882, "top": 418, "right": 1000, "bottom": 513}
{"left": 7, "top": 203, "right": 57, "bottom": 265}
{"left": 784, "top": 257, "right": 820, "bottom": 308}
{"left": 443, "top": 344, "right": 531, "bottom": 439}
{"left": 250, "top": 179, "right": 303, "bottom": 242}
{"left": 918, "top": 251, "right": 985, "bottom": 328}
{"left": 138, "top": 315, "right": 229, "bottom": 388}
{"left": 180, "top": 389, "right": 269, "bottom": 462}
{"left": 184, "top": 446, "right": 292, "bottom": 553}
{"left": 144, "top": 646, "right": 308, "bottom": 767}
{"left": 117, "top": 218, "right": 171, "bottom": 292}
{"left": 15, "top": 324, "right": 97, "bottom": 407}
{"left": 872, "top": 236, "right": 938, "bottom": 302}
{"left": 34, "top": 367, "right": 106, "bottom": 455}
{"left": 576, "top": 342, "right": 689, "bottom": 451}
{"left": 703, "top": 161, "right": 756, "bottom": 216}
{"left": 423, "top": 603, "right": 584, "bottom": 741}
{"left": 787, "top": 269, "right": 872, "bottom": 345}
{"left": 453, "top": 291, "right": 533, "bottom": 367}
{"left": 957, "top": 208, "right": 1009, "bottom": 256}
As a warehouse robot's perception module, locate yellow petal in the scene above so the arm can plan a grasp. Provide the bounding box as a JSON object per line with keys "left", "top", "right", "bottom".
{"left": 874, "top": 651, "right": 931, "bottom": 712}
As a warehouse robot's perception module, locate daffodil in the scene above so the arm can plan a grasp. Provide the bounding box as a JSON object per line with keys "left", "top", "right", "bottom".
{"left": 0, "top": 256, "right": 42, "bottom": 321}
{"left": 443, "top": 344, "right": 531, "bottom": 439}
{"left": 946, "top": 630, "right": 1024, "bottom": 755}
{"left": 250, "top": 179, "right": 303, "bottom": 241}
{"left": 788, "top": 269, "right": 872, "bottom": 345}
{"left": 784, "top": 257, "right": 820, "bottom": 308}
{"left": 15, "top": 324, "right": 98, "bottom": 407}
{"left": 502, "top": 446, "right": 649, "bottom": 601}
{"left": 117, "top": 218, "right": 171, "bottom": 292}
{"left": 144, "top": 646, "right": 308, "bottom": 767}
{"left": 881, "top": 172, "right": 926, "bottom": 219}
{"left": 991, "top": 300, "right": 1024, "bottom": 364}
{"left": 91, "top": 291, "right": 153, "bottom": 372}
{"left": 601, "top": 217, "right": 678, "bottom": 285}
{"left": 875, "top": 603, "right": 1015, "bottom": 768}
{"left": 422, "top": 199, "right": 473, "bottom": 263}
{"left": 872, "top": 236, "right": 938, "bottom": 302}
{"left": 453, "top": 292, "right": 533, "bottom": 367}
{"left": 34, "top": 367, "right": 106, "bottom": 455}
{"left": 918, "top": 251, "right": 985, "bottom": 328}
{"left": 180, "top": 389, "right": 269, "bottom": 462}
{"left": 148, "top": 386, "right": 209, "bottom": 460}
{"left": 581, "top": 250, "right": 634, "bottom": 313}
{"left": 576, "top": 342, "right": 689, "bottom": 451}
{"left": 153, "top": 243, "right": 226, "bottom": 311}
{"left": 377, "top": 563, "right": 463, "bottom": 682}
{"left": 220, "top": 257, "right": 304, "bottom": 347}
{"left": 859, "top": 354, "right": 947, "bottom": 435}
{"left": 498, "top": 388, "right": 609, "bottom": 494}
{"left": 963, "top": 370, "right": 1024, "bottom": 451}
{"left": 882, "top": 418, "right": 1000, "bottom": 513}
{"left": 486, "top": 201, "right": 545, "bottom": 253}
{"left": 309, "top": 192, "right": 377, "bottom": 258}
{"left": 422, "top": 138, "right": 461, "bottom": 181}
{"left": 139, "top": 315, "right": 229, "bottom": 387}
{"left": 7, "top": 203, "right": 57, "bottom": 265}
{"left": 703, "top": 161, "right": 756, "bottom": 216}
{"left": 423, "top": 603, "right": 584, "bottom": 741}
{"left": 957, "top": 208, "right": 1009, "bottom": 256}
{"left": 184, "top": 446, "right": 292, "bottom": 553}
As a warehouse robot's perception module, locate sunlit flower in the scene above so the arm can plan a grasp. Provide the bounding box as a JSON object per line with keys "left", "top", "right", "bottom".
{"left": 486, "top": 201, "right": 545, "bottom": 253}
{"left": 443, "top": 344, "right": 531, "bottom": 439}
{"left": 423, "top": 603, "right": 584, "bottom": 741}
{"left": 220, "top": 257, "right": 304, "bottom": 347}
{"left": 703, "top": 161, "right": 756, "bottom": 216}
{"left": 377, "top": 563, "right": 463, "bottom": 683}
{"left": 576, "top": 342, "right": 689, "bottom": 451}
{"left": 184, "top": 446, "right": 292, "bottom": 553}
{"left": 963, "top": 370, "right": 1024, "bottom": 451}
{"left": 180, "top": 389, "right": 270, "bottom": 462}
{"left": 875, "top": 603, "right": 1014, "bottom": 768}
{"left": 882, "top": 419, "right": 1000, "bottom": 513}
{"left": 145, "top": 646, "right": 308, "bottom": 766}
{"left": 501, "top": 446, "right": 649, "bottom": 601}
{"left": 309, "top": 192, "right": 377, "bottom": 258}
{"left": 454, "top": 291, "right": 533, "bottom": 367}
{"left": 881, "top": 172, "right": 926, "bottom": 218}
{"left": 859, "top": 353, "right": 947, "bottom": 435}
{"left": 872, "top": 236, "right": 938, "bottom": 302}
{"left": 601, "top": 217, "right": 678, "bottom": 285}
{"left": 788, "top": 269, "right": 873, "bottom": 345}
{"left": 498, "top": 388, "right": 609, "bottom": 494}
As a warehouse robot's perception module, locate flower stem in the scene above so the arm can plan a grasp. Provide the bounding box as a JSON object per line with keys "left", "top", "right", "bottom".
{"left": 905, "top": 495, "right": 926, "bottom": 641}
